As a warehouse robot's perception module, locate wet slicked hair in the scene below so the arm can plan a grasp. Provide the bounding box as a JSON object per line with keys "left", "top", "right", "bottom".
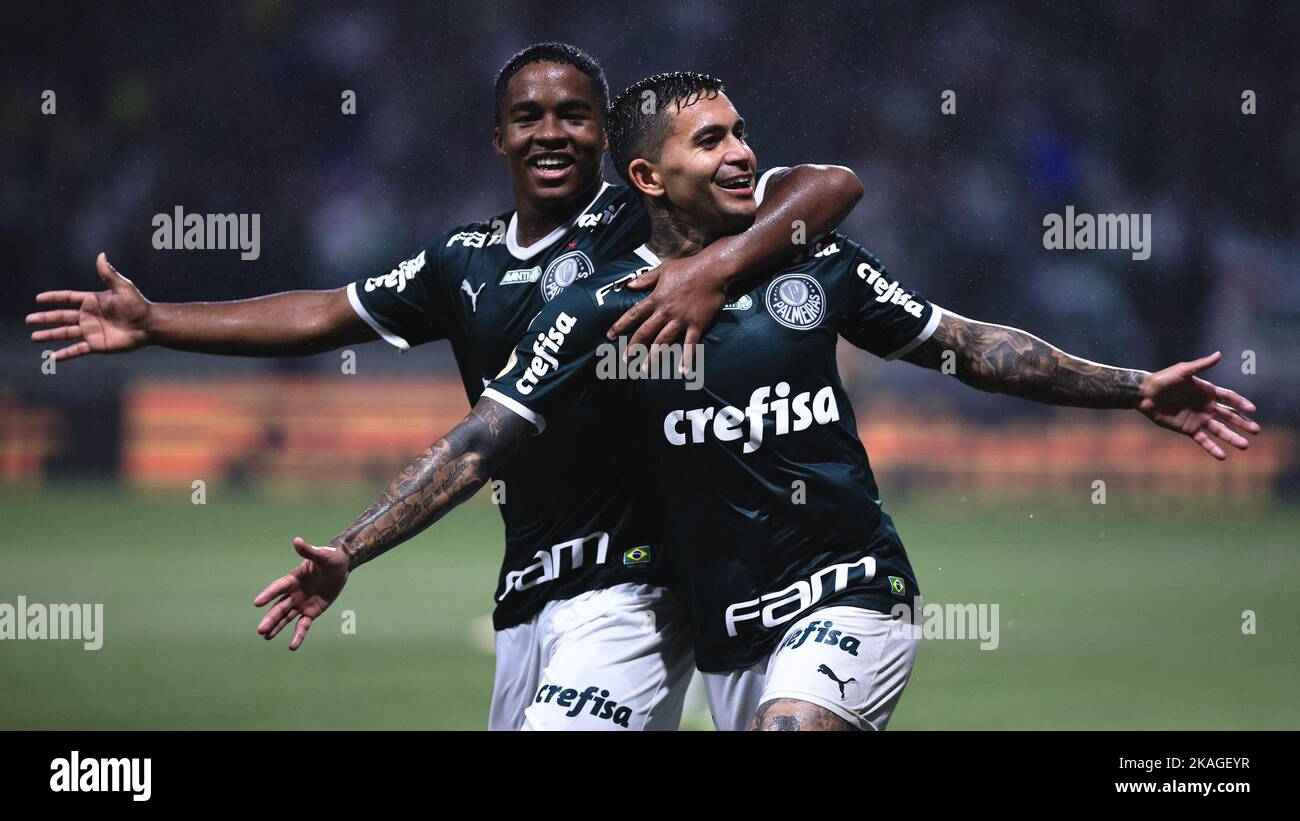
{"left": 493, "top": 42, "right": 609, "bottom": 126}
{"left": 607, "top": 72, "right": 725, "bottom": 185}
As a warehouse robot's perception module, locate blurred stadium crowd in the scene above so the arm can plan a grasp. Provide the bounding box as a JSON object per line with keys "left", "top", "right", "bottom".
{"left": 3, "top": 0, "right": 1296, "bottom": 490}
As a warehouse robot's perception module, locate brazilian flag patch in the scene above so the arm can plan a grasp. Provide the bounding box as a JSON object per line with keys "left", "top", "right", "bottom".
{"left": 888, "top": 576, "right": 906, "bottom": 596}
{"left": 623, "top": 546, "right": 651, "bottom": 566}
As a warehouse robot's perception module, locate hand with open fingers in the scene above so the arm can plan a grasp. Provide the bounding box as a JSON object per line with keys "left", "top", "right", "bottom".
{"left": 26, "top": 252, "right": 152, "bottom": 362}
{"left": 606, "top": 254, "right": 727, "bottom": 372}
{"left": 253, "top": 537, "right": 350, "bottom": 651}
{"left": 1136, "top": 351, "right": 1261, "bottom": 460}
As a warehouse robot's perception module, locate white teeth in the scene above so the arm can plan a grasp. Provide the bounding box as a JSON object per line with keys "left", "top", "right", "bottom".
{"left": 533, "top": 157, "right": 570, "bottom": 168}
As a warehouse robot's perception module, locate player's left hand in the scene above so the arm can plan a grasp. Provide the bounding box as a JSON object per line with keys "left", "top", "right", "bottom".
{"left": 1136, "top": 351, "right": 1260, "bottom": 460}
{"left": 606, "top": 254, "right": 727, "bottom": 372}
{"left": 253, "top": 537, "right": 349, "bottom": 650}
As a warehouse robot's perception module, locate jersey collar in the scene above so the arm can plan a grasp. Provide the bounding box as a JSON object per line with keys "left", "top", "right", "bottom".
{"left": 504, "top": 181, "right": 612, "bottom": 260}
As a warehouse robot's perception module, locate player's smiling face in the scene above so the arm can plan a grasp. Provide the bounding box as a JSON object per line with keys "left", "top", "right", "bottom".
{"left": 494, "top": 62, "right": 607, "bottom": 211}
{"left": 642, "top": 92, "right": 758, "bottom": 239}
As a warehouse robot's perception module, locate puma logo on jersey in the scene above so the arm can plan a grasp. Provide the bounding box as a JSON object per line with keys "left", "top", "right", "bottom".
{"left": 364, "top": 251, "right": 426, "bottom": 293}
{"left": 663, "top": 382, "right": 840, "bottom": 454}
{"left": 461, "top": 279, "right": 486, "bottom": 312}
{"left": 817, "top": 664, "right": 856, "bottom": 699}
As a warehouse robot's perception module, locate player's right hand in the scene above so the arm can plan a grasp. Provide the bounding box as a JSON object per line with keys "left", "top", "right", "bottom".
{"left": 253, "top": 537, "right": 350, "bottom": 651}
{"left": 26, "top": 252, "right": 152, "bottom": 361}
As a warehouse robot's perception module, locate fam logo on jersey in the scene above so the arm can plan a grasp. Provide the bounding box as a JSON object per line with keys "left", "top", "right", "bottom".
{"left": 725, "top": 555, "right": 876, "bottom": 637}
{"left": 765, "top": 273, "right": 825, "bottom": 329}
{"left": 363, "top": 250, "right": 426, "bottom": 293}
{"left": 541, "top": 251, "right": 594, "bottom": 302}
{"left": 723, "top": 294, "right": 753, "bottom": 311}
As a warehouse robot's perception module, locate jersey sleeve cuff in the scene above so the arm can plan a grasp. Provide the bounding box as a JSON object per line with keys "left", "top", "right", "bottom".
{"left": 754, "top": 166, "right": 789, "bottom": 206}
{"left": 481, "top": 388, "right": 546, "bottom": 435}
{"left": 883, "top": 304, "right": 943, "bottom": 361}
{"left": 347, "top": 281, "right": 411, "bottom": 352}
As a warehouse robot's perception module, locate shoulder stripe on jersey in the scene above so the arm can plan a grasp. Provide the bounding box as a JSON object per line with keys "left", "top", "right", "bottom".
{"left": 632, "top": 245, "right": 661, "bottom": 267}
{"left": 481, "top": 387, "right": 546, "bottom": 434}
{"left": 504, "top": 181, "right": 613, "bottom": 260}
{"left": 346, "top": 281, "right": 411, "bottom": 352}
{"left": 753, "top": 166, "right": 789, "bottom": 207}
{"left": 883, "top": 304, "right": 943, "bottom": 361}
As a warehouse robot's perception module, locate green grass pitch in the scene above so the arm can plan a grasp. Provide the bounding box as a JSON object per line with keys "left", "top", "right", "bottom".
{"left": 2, "top": 483, "right": 1296, "bottom": 729}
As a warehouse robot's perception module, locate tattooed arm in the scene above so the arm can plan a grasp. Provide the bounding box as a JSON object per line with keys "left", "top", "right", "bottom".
{"left": 901, "top": 308, "right": 1260, "bottom": 459}
{"left": 901, "top": 309, "right": 1145, "bottom": 408}
{"left": 335, "top": 397, "right": 533, "bottom": 569}
{"left": 252, "top": 396, "right": 532, "bottom": 649}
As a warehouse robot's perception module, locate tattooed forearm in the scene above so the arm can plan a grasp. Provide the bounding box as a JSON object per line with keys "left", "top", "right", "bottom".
{"left": 903, "top": 310, "right": 1147, "bottom": 409}
{"left": 332, "top": 397, "right": 533, "bottom": 570}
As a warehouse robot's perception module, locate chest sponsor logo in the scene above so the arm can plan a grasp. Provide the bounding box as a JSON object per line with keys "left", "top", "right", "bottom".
{"left": 725, "top": 555, "right": 876, "bottom": 637}
{"left": 765, "top": 273, "right": 826, "bottom": 329}
{"left": 723, "top": 294, "right": 753, "bottom": 311}
{"left": 541, "top": 250, "right": 594, "bottom": 302}
{"left": 498, "top": 531, "right": 608, "bottom": 602}
{"left": 664, "top": 382, "right": 840, "bottom": 453}
{"left": 363, "top": 250, "right": 426, "bottom": 293}
{"left": 500, "top": 266, "right": 542, "bottom": 285}
{"left": 857, "top": 262, "right": 925, "bottom": 318}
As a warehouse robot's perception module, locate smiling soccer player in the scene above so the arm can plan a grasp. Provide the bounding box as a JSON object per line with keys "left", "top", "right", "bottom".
{"left": 326, "top": 71, "right": 1259, "bottom": 731}
{"left": 30, "top": 44, "right": 867, "bottom": 730}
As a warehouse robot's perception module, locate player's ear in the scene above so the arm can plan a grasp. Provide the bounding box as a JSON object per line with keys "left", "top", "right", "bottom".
{"left": 492, "top": 126, "right": 506, "bottom": 157}
{"left": 627, "top": 158, "right": 664, "bottom": 198}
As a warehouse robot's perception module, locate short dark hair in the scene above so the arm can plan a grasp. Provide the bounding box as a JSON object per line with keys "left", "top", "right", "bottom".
{"left": 607, "top": 72, "right": 725, "bottom": 185}
{"left": 493, "top": 42, "right": 609, "bottom": 126}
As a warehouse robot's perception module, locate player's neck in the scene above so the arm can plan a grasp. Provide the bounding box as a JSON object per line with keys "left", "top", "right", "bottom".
{"left": 512, "top": 177, "right": 603, "bottom": 247}
{"left": 645, "top": 204, "right": 714, "bottom": 261}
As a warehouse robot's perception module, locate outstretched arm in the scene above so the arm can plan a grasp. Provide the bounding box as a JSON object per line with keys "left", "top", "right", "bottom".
{"left": 28, "top": 252, "right": 374, "bottom": 361}
{"left": 608, "top": 164, "right": 864, "bottom": 349}
{"left": 902, "top": 308, "right": 1261, "bottom": 459}
{"left": 252, "top": 396, "right": 532, "bottom": 649}
{"left": 333, "top": 396, "right": 533, "bottom": 570}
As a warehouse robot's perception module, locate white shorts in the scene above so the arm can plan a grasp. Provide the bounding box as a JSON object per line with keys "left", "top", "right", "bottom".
{"left": 488, "top": 583, "right": 695, "bottom": 731}
{"left": 703, "top": 606, "right": 919, "bottom": 731}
